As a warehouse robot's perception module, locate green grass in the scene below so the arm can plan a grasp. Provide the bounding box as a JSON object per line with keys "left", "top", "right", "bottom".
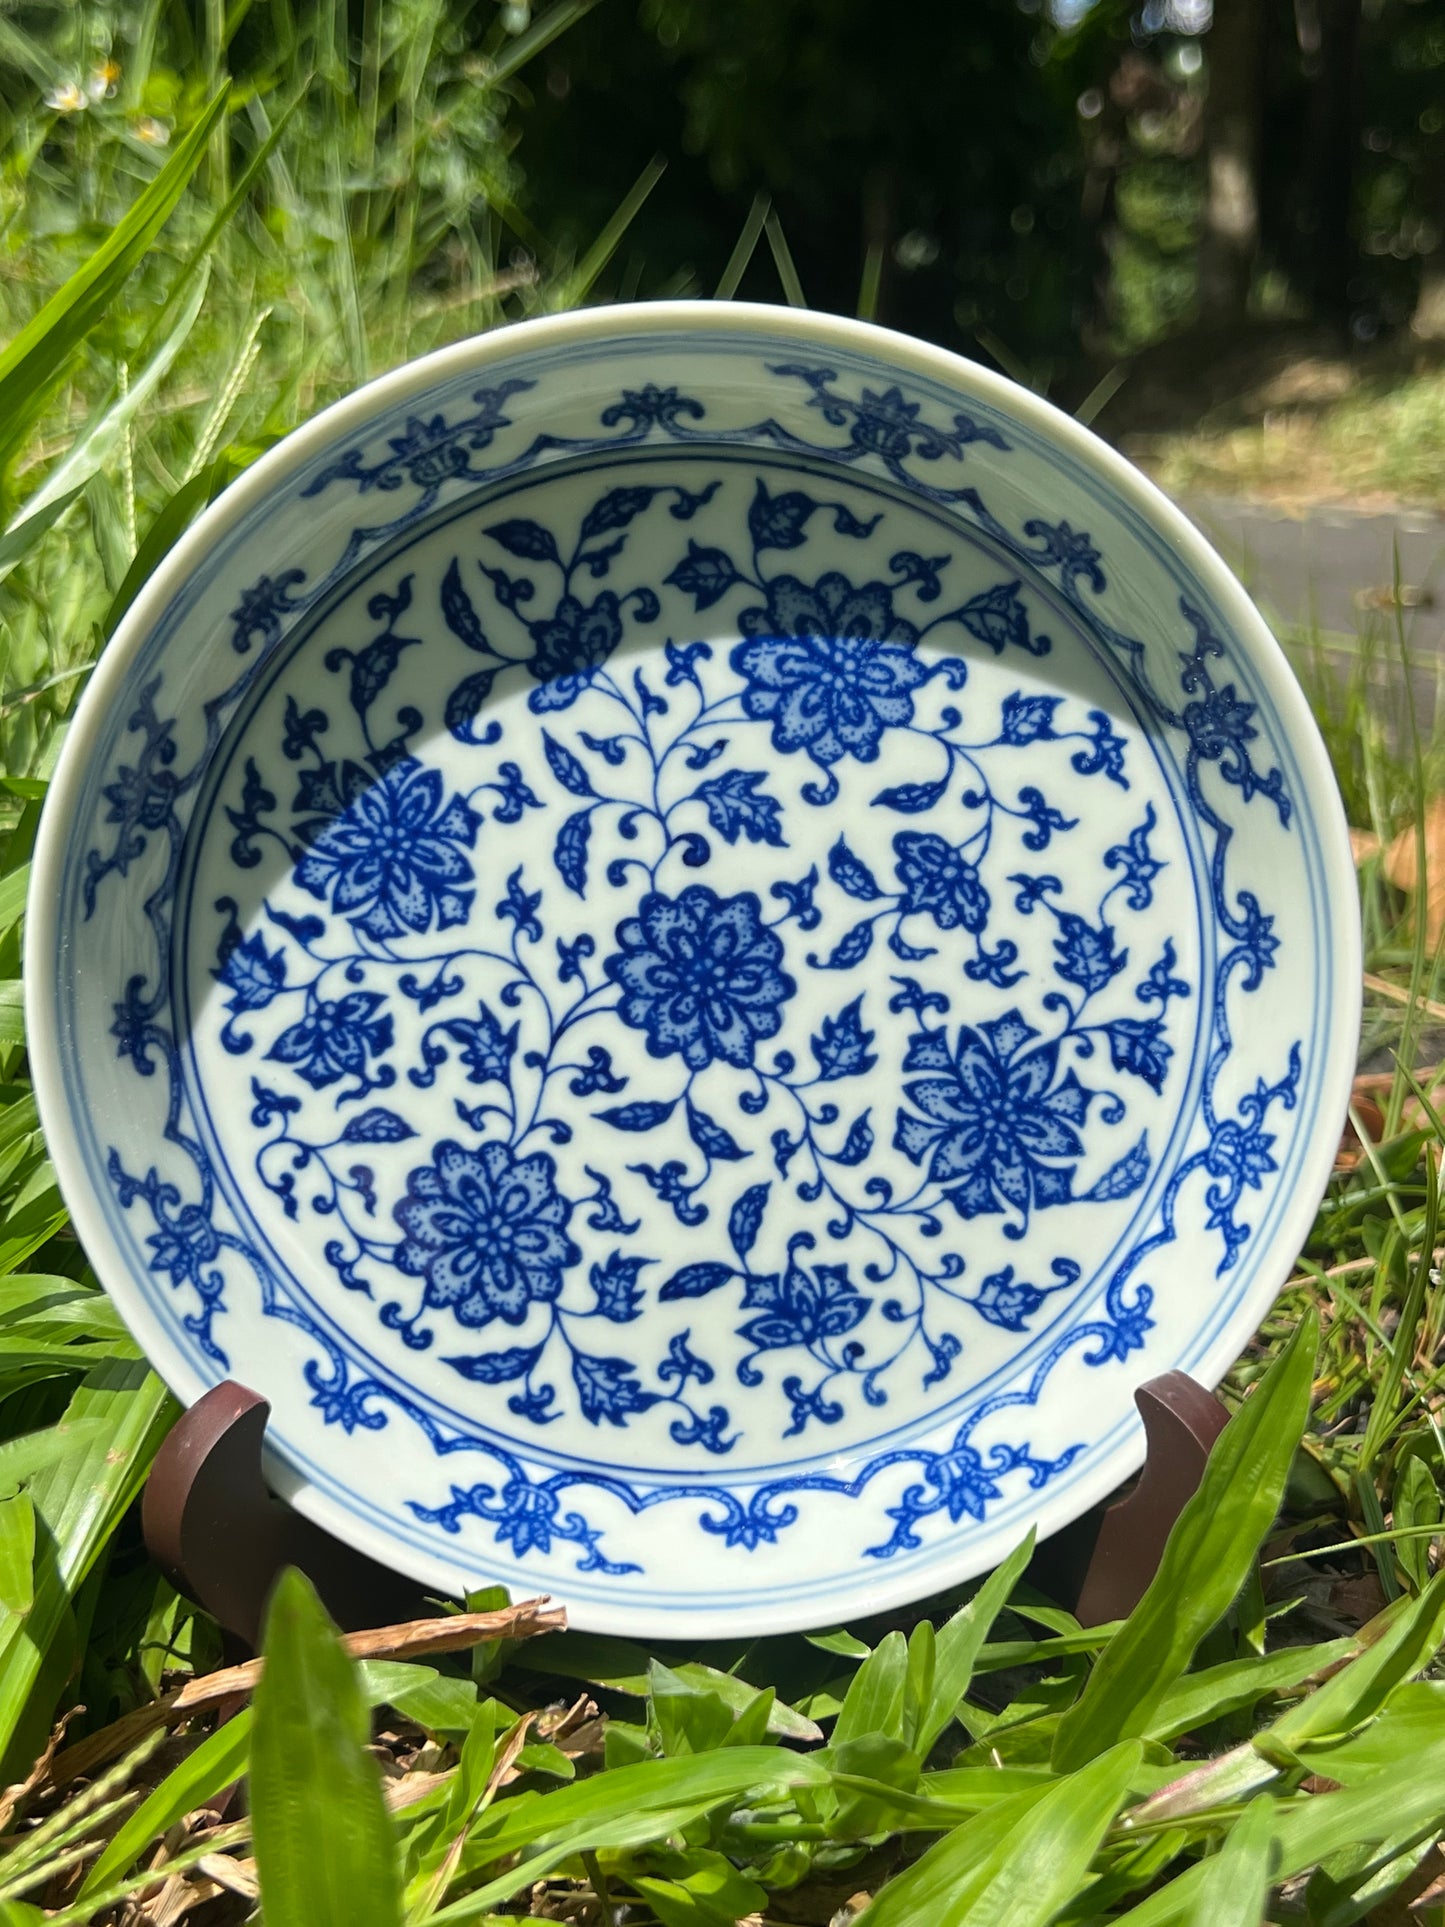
{"left": 1134, "top": 357, "right": 1445, "bottom": 509}
{"left": 4, "top": 13, "right": 1445, "bottom": 1923}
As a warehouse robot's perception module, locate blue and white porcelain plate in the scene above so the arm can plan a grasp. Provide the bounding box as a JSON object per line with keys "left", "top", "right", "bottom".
{"left": 28, "top": 304, "right": 1358, "bottom": 1635}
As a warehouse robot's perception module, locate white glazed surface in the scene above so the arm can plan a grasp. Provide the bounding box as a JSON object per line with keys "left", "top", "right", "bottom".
{"left": 27, "top": 303, "right": 1359, "bottom": 1635}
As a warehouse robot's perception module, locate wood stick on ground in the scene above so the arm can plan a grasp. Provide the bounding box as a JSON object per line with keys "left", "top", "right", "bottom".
{"left": 49, "top": 1597, "right": 565, "bottom": 1791}
{"left": 1363, "top": 972, "right": 1445, "bottom": 1023}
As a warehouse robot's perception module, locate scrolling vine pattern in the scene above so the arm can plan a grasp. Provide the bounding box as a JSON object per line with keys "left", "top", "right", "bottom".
{"left": 83, "top": 355, "right": 1299, "bottom": 1577}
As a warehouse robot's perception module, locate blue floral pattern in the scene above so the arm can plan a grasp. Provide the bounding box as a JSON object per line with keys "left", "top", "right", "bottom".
{"left": 607, "top": 886, "right": 794, "bottom": 1071}
{"left": 295, "top": 757, "right": 479, "bottom": 941}
{"left": 394, "top": 1139, "right": 578, "bottom": 1329}
{"left": 732, "top": 573, "right": 927, "bottom": 770}
{"left": 50, "top": 331, "right": 1338, "bottom": 1627}
{"left": 894, "top": 1013, "right": 1094, "bottom": 1228}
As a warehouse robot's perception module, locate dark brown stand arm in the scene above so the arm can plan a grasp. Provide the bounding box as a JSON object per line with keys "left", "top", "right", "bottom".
{"left": 142, "top": 1380, "right": 428, "bottom": 1649}
{"left": 144, "top": 1370, "right": 1231, "bottom": 1650}
{"left": 1034, "top": 1371, "right": 1232, "bottom": 1626}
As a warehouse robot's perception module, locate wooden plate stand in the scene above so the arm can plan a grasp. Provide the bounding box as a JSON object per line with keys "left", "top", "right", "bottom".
{"left": 141, "top": 1372, "right": 1230, "bottom": 1652}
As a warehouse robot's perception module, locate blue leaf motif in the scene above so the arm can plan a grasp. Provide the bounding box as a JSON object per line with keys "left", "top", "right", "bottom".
{"left": 658, "top": 1261, "right": 736, "bottom": 1302}
{"left": 1084, "top": 1132, "right": 1151, "bottom": 1202}
{"left": 542, "top": 731, "right": 599, "bottom": 798}
{"left": 442, "top": 1344, "right": 542, "bottom": 1384}
{"left": 580, "top": 730, "right": 627, "bottom": 765}
{"left": 956, "top": 580, "right": 1045, "bottom": 656}
{"left": 339, "top": 1108, "right": 416, "bottom": 1144}
{"left": 811, "top": 997, "right": 878, "bottom": 1081}
{"left": 889, "top": 549, "right": 950, "bottom": 600}
{"left": 496, "top": 867, "right": 543, "bottom": 940}
{"left": 597, "top": 1099, "right": 677, "bottom": 1132}
{"left": 589, "top": 1250, "right": 652, "bottom": 1322}
{"left": 973, "top": 1267, "right": 1046, "bottom": 1332}
{"left": 567, "top": 1045, "right": 626, "bottom": 1096}
{"left": 1054, "top": 914, "right": 1128, "bottom": 996}
{"left": 446, "top": 666, "right": 501, "bottom": 742}
{"left": 1138, "top": 939, "right": 1191, "bottom": 1009}
{"left": 872, "top": 775, "right": 949, "bottom": 815}
{"left": 1103, "top": 803, "right": 1164, "bottom": 910}
{"left": 739, "top": 1258, "right": 870, "bottom": 1351}
{"left": 266, "top": 906, "right": 326, "bottom": 947}
{"left": 695, "top": 769, "right": 786, "bottom": 847}
{"left": 834, "top": 1110, "right": 874, "bottom": 1165}
{"left": 687, "top": 1100, "right": 749, "bottom": 1162}
{"left": 573, "top": 1352, "right": 659, "bottom": 1425}
{"left": 811, "top": 918, "right": 875, "bottom": 971}
{"left": 748, "top": 478, "right": 819, "bottom": 551}
{"left": 216, "top": 930, "right": 286, "bottom": 1012}
{"left": 486, "top": 517, "right": 560, "bottom": 564}
{"left": 580, "top": 486, "right": 656, "bottom": 540}
{"left": 770, "top": 866, "right": 821, "bottom": 930}
{"left": 554, "top": 809, "right": 591, "bottom": 897}
{"left": 998, "top": 691, "right": 1060, "bottom": 744}
{"left": 440, "top": 559, "right": 493, "bottom": 654}
{"left": 728, "top": 1181, "right": 771, "bottom": 1262}
{"left": 664, "top": 638, "right": 712, "bottom": 689}
{"left": 1071, "top": 709, "right": 1129, "bottom": 788}
{"left": 441, "top": 1002, "right": 518, "bottom": 1084}
{"left": 665, "top": 541, "right": 741, "bottom": 611}
{"left": 832, "top": 503, "right": 882, "bottom": 538}
{"left": 828, "top": 837, "right": 883, "bottom": 901}
{"left": 1104, "top": 1018, "right": 1172, "bottom": 1093}
{"left": 1018, "top": 786, "right": 1078, "bottom": 853}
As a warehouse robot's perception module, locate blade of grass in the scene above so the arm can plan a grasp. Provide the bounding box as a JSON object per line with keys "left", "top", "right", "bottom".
{"left": 764, "top": 207, "right": 807, "bottom": 308}
{"left": 1052, "top": 1312, "right": 1317, "bottom": 1772}
{"left": 715, "top": 191, "right": 770, "bottom": 300}
{"left": 0, "top": 88, "right": 228, "bottom": 495}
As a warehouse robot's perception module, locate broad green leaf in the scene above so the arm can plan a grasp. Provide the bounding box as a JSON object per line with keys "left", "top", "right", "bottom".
{"left": 0, "top": 990, "right": 23, "bottom": 1051}
{"left": 0, "top": 1419, "right": 107, "bottom": 1494}
{"left": 1394, "top": 1453, "right": 1441, "bottom": 1592}
{"left": 859, "top": 1739, "right": 1144, "bottom": 1927}
{"left": 1117, "top": 1591, "right": 1433, "bottom": 1833}
{"left": 251, "top": 1569, "right": 403, "bottom": 1927}
{"left": 0, "top": 1362, "right": 172, "bottom": 1776}
{"left": 0, "top": 1497, "right": 33, "bottom": 1617}
{"left": 1147, "top": 1638, "right": 1355, "bottom": 1742}
{"left": 80, "top": 1710, "right": 253, "bottom": 1898}
{"left": 0, "top": 492, "right": 84, "bottom": 588}
{"left": 1115, "top": 1688, "right": 1445, "bottom": 1925}
{"left": 12, "top": 264, "right": 210, "bottom": 533}
{"left": 833, "top": 1629, "right": 908, "bottom": 1747}
{"left": 1053, "top": 1312, "right": 1317, "bottom": 1772}
{"left": 830, "top": 1733, "right": 923, "bottom": 1840}
{"left": 631, "top": 1847, "right": 769, "bottom": 1927}
{"left": 515, "top": 1636, "right": 819, "bottom": 1741}
{"left": 650, "top": 1658, "right": 739, "bottom": 1756}
{"left": 807, "top": 1629, "right": 872, "bottom": 1658}
{"left": 1303, "top": 1826, "right": 1442, "bottom": 1927}
{"left": 102, "top": 451, "right": 244, "bottom": 638}
{"left": 0, "top": 90, "right": 228, "bottom": 489}
{"left": 437, "top": 1748, "right": 829, "bottom": 1921}
{"left": 368, "top": 1664, "right": 479, "bottom": 1740}
{"left": 1185, "top": 1794, "right": 1275, "bottom": 1927}
{"left": 0, "top": 869, "right": 28, "bottom": 936}
{"left": 1272, "top": 1567, "right": 1445, "bottom": 1744}
{"left": 913, "top": 1532, "right": 1034, "bottom": 1757}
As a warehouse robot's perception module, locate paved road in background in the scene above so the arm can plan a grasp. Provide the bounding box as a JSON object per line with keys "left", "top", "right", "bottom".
{"left": 1182, "top": 493, "right": 1445, "bottom": 653}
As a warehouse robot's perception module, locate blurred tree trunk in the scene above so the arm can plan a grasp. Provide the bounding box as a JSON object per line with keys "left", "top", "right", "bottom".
{"left": 1301, "top": 0, "right": 1362, "bottom": 323}
{"left": 1412, "top": 141, "right": 1445, "bottom": 338}
{"left": 1197, "top": 0, "right": 1265, "bottom": 325}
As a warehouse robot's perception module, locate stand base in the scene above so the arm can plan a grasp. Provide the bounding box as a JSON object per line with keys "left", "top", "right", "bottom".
{"left": 143, "top": 1371, "right": 1230, "bottom": 1648}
